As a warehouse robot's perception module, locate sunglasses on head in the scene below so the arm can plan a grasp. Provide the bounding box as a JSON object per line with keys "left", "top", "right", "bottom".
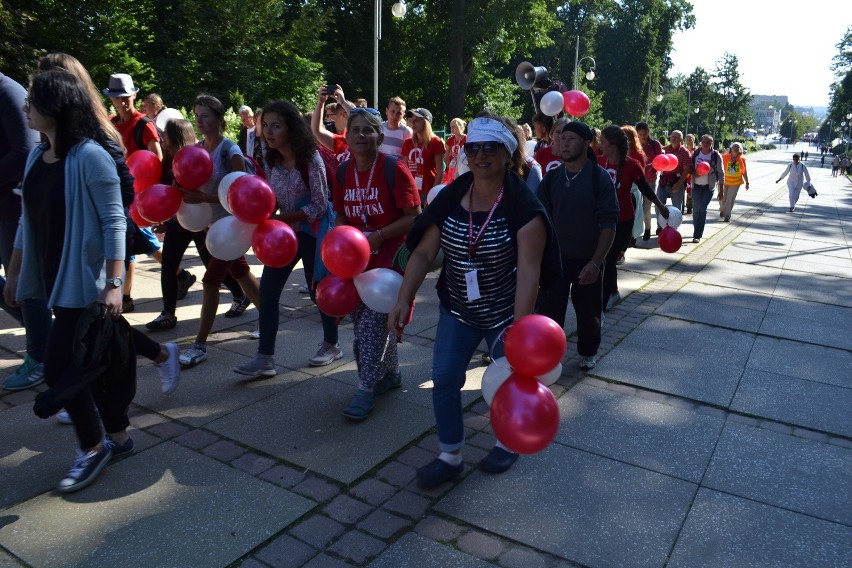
{"left": 350, "top": 107, "right": 381, "bottom": 117}
{"left": 463, "top": 141, "right": 502, "bottom": 156}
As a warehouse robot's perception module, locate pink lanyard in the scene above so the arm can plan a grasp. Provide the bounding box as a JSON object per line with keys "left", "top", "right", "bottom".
{"left": 353, "top": 156, "right": 377, "bottom": 227}
{"left": 468, "top": 184, "right": 504, "bottom": 260}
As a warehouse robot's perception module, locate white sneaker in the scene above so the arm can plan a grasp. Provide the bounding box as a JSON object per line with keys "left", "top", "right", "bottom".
{"left": 156, "top": 343, "right": 181, "bottom": 395}
{"left": 308, "top": 342, "right": 343, "bottom": 367}
{"left": 179, "top": 343, "right": 208, "bottom": 368}
{"left": 298, "top": 285, "right": 310, "bottom": 294}
{"left": 579, "top": 356, "right": 597, "bottom": 371}
{"left": 248, "top": 324, "right": 260, "bottom": 340}
{"left": 56, "top": 409, "right": 73, "bottom": 425}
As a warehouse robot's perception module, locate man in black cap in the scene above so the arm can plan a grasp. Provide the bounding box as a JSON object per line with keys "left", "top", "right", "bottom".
{"left": 536, "top": 121, "right": 619, "bottom": 370}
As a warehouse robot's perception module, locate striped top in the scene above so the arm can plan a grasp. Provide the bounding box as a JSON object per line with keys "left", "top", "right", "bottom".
{"left": 439, "top": 204, "right": 516, "bottom": 329}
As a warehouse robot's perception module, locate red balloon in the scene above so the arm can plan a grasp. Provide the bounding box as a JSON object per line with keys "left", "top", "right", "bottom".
{"left": 251, "top": 220, "right": 298, "bottom": 268}
{"left": 658, "top": 226, "right": 682, "bottom": 253}
{"left": 136, "top": 183, "right": 183, "bottom": 223}
{"left": 228, "top": 175, "right": 276, "bottom": 225}
{"left": 695, "top": 161, "right": 711, "bottom": 176}
{"left": 126, "top": 150, "right": 162, "bottom": 192}
{"left": 562, "top": 89, "right": 591, "bottom": 117}
{"left": 129, "top": 202, "right": 151, "bottom": 228}
{"left": 315, "top": 275, "right": 361, "bottom": 317}
{"left": 652, "top": 154, "right": 669, "bottom": 172}
{"left": 665, "top": 154, "right": 680, "bottom": 171}
{"left": 504, "top": 314, "right": 567, "bottom": 377}
{"left": 490, "top": 373, "right": 560, "bottom": 455}
{"left": 320, "top": 226, "right": 371, "bottom": 279}
{"left": 172, "top": 146, "right": 213, "bottom": 190}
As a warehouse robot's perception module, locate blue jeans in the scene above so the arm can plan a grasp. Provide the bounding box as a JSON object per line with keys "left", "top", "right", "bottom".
{"left": 0, "top": 217, "right": 51, "bottom": 362}
{"left": 258, "top": 232, "right": 337, "bottom": 356}
{"left": 691, "top": 184, "right": 714, "bottom": 239}
{"left": 656, "top": 183, "right": 684, "bottom": 223}
{"left": 432, "top": 305, "right": 508, "bottom": 452}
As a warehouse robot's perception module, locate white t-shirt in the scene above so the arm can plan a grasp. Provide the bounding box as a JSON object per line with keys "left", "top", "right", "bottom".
{"left": 693, "top": 150, "right": 712, "bottom": 185}
{"left": 380, "top": 122, "right": 413, "bottom": 156}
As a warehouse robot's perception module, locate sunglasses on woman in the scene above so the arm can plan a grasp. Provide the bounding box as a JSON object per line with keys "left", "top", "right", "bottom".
{"left": 463, "top": 141, "right": 502, "bottom": 156}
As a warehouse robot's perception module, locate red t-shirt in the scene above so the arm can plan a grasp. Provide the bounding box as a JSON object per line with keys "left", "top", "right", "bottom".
{"left": 598, "top": 156, "right": 645, "bottom": 222}
{"left": 401, "top": 136, "right": 445, "bottom": 196}
{"left": 534, "top": 144, "right": 562, "bottom": 173}
{"left": 112, "top": 110, "right": 159, "bottom": 155}
{"left": 332, "top": 132, "right": 350, "bottom": 163}
{"left": 332, "top": 153, "right": 421, "bottom": 269}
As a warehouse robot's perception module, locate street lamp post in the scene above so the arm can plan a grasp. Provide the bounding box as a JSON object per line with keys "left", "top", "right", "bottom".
{"left": 846, "top": 112, "right": 852, "bottom": 153}
{"left": 685, "top": 87, "right": 699, "bottom": 137}
{"left": 374, "top": 1, "right": 406, "bottom": 108}
{"left": 573, "top": 36, "right": 596, "bottom": 90}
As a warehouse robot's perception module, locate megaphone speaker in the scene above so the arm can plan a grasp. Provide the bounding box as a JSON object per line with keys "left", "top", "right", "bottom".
{"left": 515, "top": 62, "right": 549, "bottom": 90}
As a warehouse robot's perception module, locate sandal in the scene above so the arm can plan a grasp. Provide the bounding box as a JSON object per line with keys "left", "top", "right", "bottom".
{"left": 145, "top": 312, "right": 177, "bottom": 331}
{"left": 342, "top": 389, "right": 375, "bottom": 421}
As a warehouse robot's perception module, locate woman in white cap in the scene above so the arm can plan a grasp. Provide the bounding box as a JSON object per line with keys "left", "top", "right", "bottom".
{"left": 400, "top": 108, "right": 445, "bottom": 200}
{"left": 388, "top": 114, "right": 561, "bottom": 487}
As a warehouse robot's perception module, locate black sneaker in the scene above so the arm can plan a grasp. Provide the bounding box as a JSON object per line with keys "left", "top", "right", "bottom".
{"left": 642, "top": 229, "right": 651, "bottom": 241}
{"left": 56, "top": 444, "right": 112, "bottom": 493}
{"left": 176, "top": 271, "right": 196, "bottom": 300}
{"left": 417, "top": 458, "right": 463, "bottom": 487}
{"left": 224, "top": 296, "right": 250, "bottom": 318}
{"left": 479, "top": 446, "right": 519, "bottom": 473}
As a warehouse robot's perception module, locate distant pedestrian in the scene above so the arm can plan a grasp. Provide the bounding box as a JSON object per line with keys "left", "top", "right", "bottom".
{"left": 821, "top": 155, "right": 825, "bottom": 168}
{"left": 832, "top": 155, "right": 840, "bottom": 176}
{"left": 776, "top": 154, "right": 811, "bottom": 212}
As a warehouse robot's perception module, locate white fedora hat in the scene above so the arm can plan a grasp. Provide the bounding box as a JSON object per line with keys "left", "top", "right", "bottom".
{"left": 103, "top": 73, "right": 140, "bottom": 97}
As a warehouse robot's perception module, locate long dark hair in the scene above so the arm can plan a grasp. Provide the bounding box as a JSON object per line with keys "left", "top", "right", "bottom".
{"left": 262, "top": 100, "right": 317, "bottom": 170}
{"left": 29, "top": 70, "right": 107, "bottom": 158}
{"left": 164, "top": 118, "right": 196, "bottom": 159}
{"left": 601, "top": 125, "right": 628, "bottom": 164}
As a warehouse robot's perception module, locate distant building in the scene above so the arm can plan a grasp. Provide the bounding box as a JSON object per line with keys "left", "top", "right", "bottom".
{"left": 751, "top": 95, "right": 787, "bottom": 133}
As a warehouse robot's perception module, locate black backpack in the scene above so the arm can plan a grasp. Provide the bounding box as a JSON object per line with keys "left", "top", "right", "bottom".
{"left": 133, "top": 116, "right": 165, "bottom": 153}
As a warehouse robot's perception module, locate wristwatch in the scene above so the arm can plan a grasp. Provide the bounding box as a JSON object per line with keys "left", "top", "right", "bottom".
{"left": 106, "top": 276, "right": 123, "bottom": 288}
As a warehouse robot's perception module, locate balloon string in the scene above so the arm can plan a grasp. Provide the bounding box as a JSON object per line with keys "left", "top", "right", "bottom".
{"left": 489, "top": 326, "right": 511, "bottom": 368}
{"left": 379, "top": 331, "right": 394, "bottom": 363}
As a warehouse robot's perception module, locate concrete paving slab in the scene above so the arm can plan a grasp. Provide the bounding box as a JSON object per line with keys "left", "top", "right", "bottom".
{"left": 747, "top": 335, "right": 852, "bottom": 388}
{"left": 436, "top": 444, "right": 697, "bottom": 568}
{"left": 759, "top": 296, "right": 852, "bottom": 350}
{"left": 668, "top": 489, "right": 852, "bottom": 568}
{"left": 788, "top": 237, "right": 852, "bottom": 259}
{"left": 592, "top": 316, "right": 754, "bottom": 406}
{"left": 0, "top": 548, "right": 26, "bottom": 567}
{"left": 783, "top": 254, "right": 852, "bottom": 279}
{"left": 655, "top": 282, "right": 769, "bottom": 332}
{"left": 731, "top": 369, "right": 852, "bottom": 437}
{"left": 0, "top": 404, "right": 160, "bottom": 510}
{"left": 691, "top": 259, "right": 782, "bottom": 295}
{"left": 704, "top": 422, "right": 852, "bottom": 525}
{"left": 206, "top": 377, "right": 435, "bottom": 484}
{"left": 132, "top": 345, "right": 313, "bottom": 427}
{"left": 556, "top": 383, "right": 724, "bottom": 483}
{"left": 0, "top": 442, "right": 315, "bottom": 568}
{"left": 774, "top": 270, "right": 852, "bottom": 308}
{"left": 368, "top": 533, "right": 495, "bottom": 568}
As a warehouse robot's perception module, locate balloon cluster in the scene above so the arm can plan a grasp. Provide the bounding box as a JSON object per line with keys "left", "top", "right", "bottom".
{"left": 657, "top": 205, "right": 683, "bottom": 253}
{"left": 314, "top": 226, "right": 404, "bottom": 317}
{"left": 651, "top": 153, "right": 679, "bottom": 172}
{"left": 481, "top": 315, "right": 566, "bottom": 455}
{"left": 204, "top": 172, "right": 295, "bottom": 265}
{"left": 539, "top": 89, "right": 591, "bottom": 118}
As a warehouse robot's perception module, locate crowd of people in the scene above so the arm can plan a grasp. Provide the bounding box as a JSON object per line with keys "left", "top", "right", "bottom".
{"left": 1, "top": 56, "right": 820, "bottom": 493}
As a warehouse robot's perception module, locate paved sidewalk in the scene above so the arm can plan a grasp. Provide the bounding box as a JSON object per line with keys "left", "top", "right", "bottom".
{"left": 0, "top": 144, "right": 850, "bottom": 567}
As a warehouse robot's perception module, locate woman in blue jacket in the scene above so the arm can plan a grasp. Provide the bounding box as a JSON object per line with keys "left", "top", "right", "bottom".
{"left": 4, "top": 70, "right": 130, "bottom": 493}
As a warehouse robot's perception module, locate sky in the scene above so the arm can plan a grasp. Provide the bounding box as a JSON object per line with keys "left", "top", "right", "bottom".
{"left": 668, "top": 0, "right": 848, "bottom": 109}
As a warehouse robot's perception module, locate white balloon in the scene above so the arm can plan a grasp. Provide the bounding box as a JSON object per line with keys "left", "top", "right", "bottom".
{"left": 481, "top": 357, "right": 512, "bottom": 406}
{"left": 218, "top": 171, "right": 246, "bottom": 214}
{"left": 657, "top": 204, "right": 683, "bottom": 229}
{"left": 537, "top": 362, "right": 563, "bottom": 386}
{"left": 540, "top": 91, "right": 564, "bottom": 117}
{"left": 353, "top": 268, "right": 403, "bottom": 313}
{"left": 427, "top": 184, "right": 446, "bottom": 205}
{"left": 176, "top": 202, "right": 213, "bottom": 232}
{"left": 205, "top": 216, "right": 256, "bottom": 261}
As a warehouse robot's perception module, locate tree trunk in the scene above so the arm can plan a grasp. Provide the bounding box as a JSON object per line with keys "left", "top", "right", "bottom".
{"left": 447, "top": 0, "right": 468, "bottom": 121}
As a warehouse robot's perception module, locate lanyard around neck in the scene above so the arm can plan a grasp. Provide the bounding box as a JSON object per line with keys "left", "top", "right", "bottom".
{"left": 468, "top": 183, "right": 504, "bottom": 259}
